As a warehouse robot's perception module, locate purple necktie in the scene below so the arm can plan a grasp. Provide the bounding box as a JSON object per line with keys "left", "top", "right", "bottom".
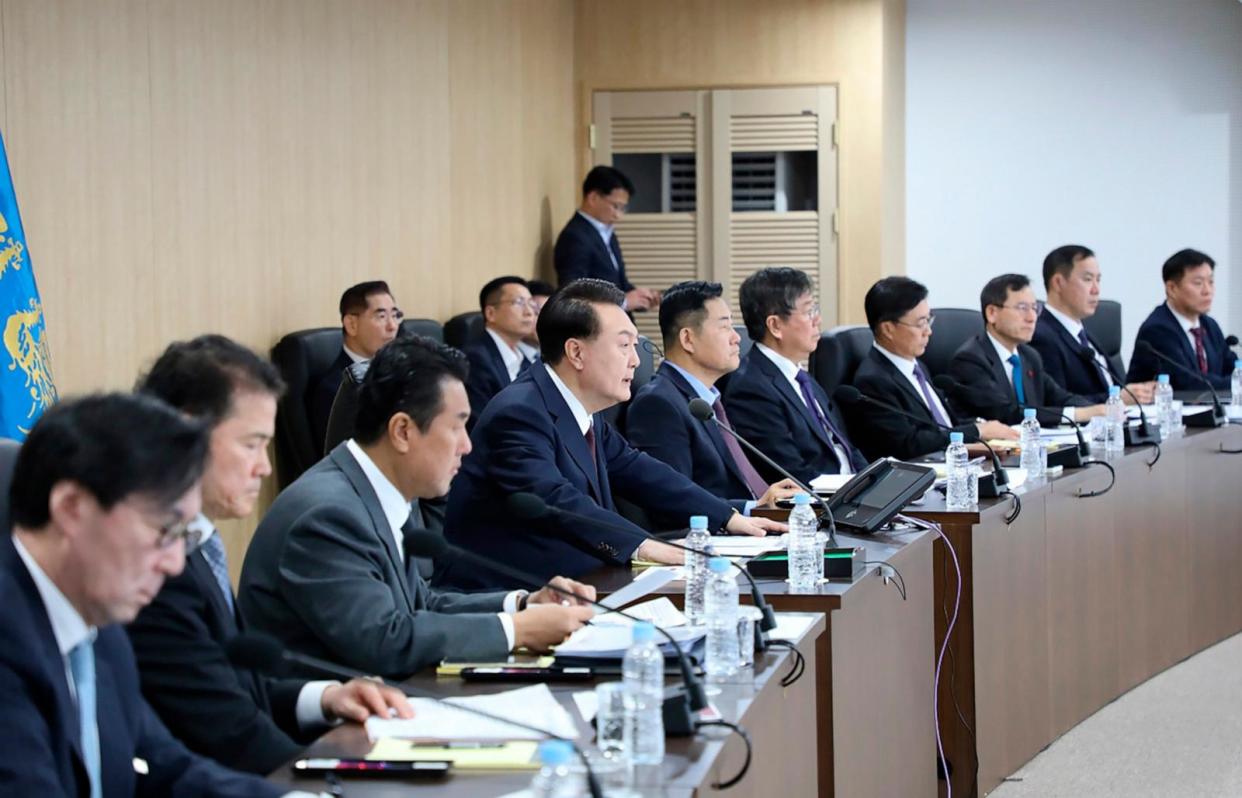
{"left": 712, "top": 398, "right": 770, "bottom": 499}
{"left": 1191, "top": 327, "right": 1208, "bottom": 373}
{"left": 794, "top": 370, "right": 851, "bottom": 455}
{"left": 914, "top": 362, "right": 950, "bottom": 427}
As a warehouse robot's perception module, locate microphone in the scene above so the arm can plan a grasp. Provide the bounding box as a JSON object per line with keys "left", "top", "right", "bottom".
{"left": 835, "top": 383, "right": 1011, "bottom": 492}
{"left": 1074, "top": 348, "right": 1161, "bottom": 445}
{"left": 227, "top": 632, "right": 605, "bottom": 798}
{"left": 1227, "top": 335, "right": 1239, "bottom": 348}
{"left": 1137, "top": 340, "right": 1226, "bottom": 425}
{"left": 404, "top": 528, "right": 707, "bottom": 734}
{"left": 685, "top": 397, "right": 844, "bottom": 549}
{"left": 506, "top": 492, "right": 779, "bottom": 640}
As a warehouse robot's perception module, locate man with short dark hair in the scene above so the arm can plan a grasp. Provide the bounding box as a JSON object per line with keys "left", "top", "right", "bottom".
{"left": 1030, "top": 245, "right": 1155, "bottom": 403}
{"left": 436, "top": 279, "right": 783, "bottom": 591}
{"left": 462, "top": 276, "right": 539, "bottom": 429}
{"left": 626, "top": 281, "right": 799, "bottom": 522}
{"left": 129, "top": 335, "right": 412, "bottom": 774}
{"left": 844, "top": 277, "right": 1017, "bottom": 461}
{"left": 948, "top": 274, "right": 1105, "bottom": 426}
{"left": 308, "top": 280, "right": 402, "bottom": 453}
{"left": 239, "top": 336, "right": 595, "bottom": 679}
{"left": 0, "top": 393, "right": 287, "bottom": 796}
{"left": 553, "top": 166, "right": 661, "bottom": 311}
{"left": 723, "top": 267, "right": 868, "bottom": 485}
{"left": 1126, "top": 248, "right": 1234, "bottom": 390}
{"left": 524, "top": 279, "right": 556, "bottom": 349}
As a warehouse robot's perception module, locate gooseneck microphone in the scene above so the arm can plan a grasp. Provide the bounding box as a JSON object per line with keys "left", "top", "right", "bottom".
{"left": 685, "top": 397, "right": 844, "bottom": 548}
{"left": 1075, "top": 348, "right": 1161, "bottom": 445}
{"left": 1136, "top": 340, "right": 1227, "bottom": 425}
{"left": 932, "top": 374, "right": 1088, "bottom": 464}
{"left": 227, "top": 633, "right": 605, "bottom": 798}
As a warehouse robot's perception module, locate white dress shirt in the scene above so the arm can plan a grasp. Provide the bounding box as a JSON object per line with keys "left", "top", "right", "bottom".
{"left": 13, "top": 535, "right": 93, "bottom": 701}
{"left": 344, "top": 440, "right": 521, "bottom": 648}
{"left": 989, "top": 332, "right": 1085, "bottom": 422}
{"left": 754, "top": 343, "right": 852, "bottom": 475}
{"left": 576, "top": 210, "right": 620, "bottom": 272}
{"left": 544, "top": 364, "right": 593, "bottom": 435}
{"left": 1044, "top": 304, "right": 1115, "bottom": 386}
{"left": 1166, "top": 301, "right": 1202, "bottom": 356}
{"left": 486, "top": 328, "right": 530, "bottom": 382}
{"left": 342, "top": 344, "right": 368, "bottom": 365}
{"left": 873, "top": 343, "right": 954, "bottom": 422}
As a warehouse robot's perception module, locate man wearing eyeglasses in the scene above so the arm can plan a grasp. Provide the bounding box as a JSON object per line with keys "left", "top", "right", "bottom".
{"left": 127, "top": 336, "right": 412, "bottom": 775}
{"left": 948, "top": 274, "right": 1106, "bottom": 426}
{"left": 308, "top": 280, "right": 403, "bottom": 455}
{"left": 0, "top": 393, "right": 292, "bottom": 796}
{"left": 463, "top": 276, "right": 540, "bottom": 430}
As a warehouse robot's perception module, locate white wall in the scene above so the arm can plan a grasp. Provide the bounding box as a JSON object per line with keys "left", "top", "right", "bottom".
{"left": 906, "top": 0, "right": 1242, "bottom": 365}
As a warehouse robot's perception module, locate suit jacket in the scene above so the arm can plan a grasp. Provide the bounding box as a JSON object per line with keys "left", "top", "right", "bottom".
{"left": 1126, "top": 303, "right": 1233, "bottom": 391}
{"left": 463, "top": 334, "right": 527, "bottom": 432}
{"left": 721, "top": 347, "right": 868, "bottom": 485}
{"left": 237, "top": 444, "right": 510, "bottom": 680}
{"left": 435, "top": 365, "right": 735, "bottom": 590}
{"left": 308, "top": 349, "right": 352, "bottom": 457}
{"left": 126, "top": 547, "right": 308, "bottom": 775}
{"left": 844, "top": 348, "right": 980, "bottom": 461}
{"left": 553, "top": 212, "right": 634, "bottom": 291}
{"left": 0, "top": 535, "right": 279, "bottom": 798}
{"left": 1029, "top": 307, "right": 1116, "bottom": 403}
{"left": 625, "top": 364, "right": 752, "bottom": 526}
{"left": 948, "top": 333, "right": 1090, "bottom": 426}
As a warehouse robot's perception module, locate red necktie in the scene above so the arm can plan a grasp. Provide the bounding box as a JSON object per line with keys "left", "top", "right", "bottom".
{"left": 584, "top": 424, "right": 598, "bottom": 468}
{"left": 1191, "top": 327, "right": 1208, "bottom": 373}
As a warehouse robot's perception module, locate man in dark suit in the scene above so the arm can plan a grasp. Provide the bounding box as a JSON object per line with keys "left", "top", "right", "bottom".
{"left": 1126, "top": 248, "right": 1236, "bottom": 391}
{"left": 128, "top": 335, "right": 412, "bottom": 774}
{"left": 948, "top": 274, "right": 1105, "bottom": 426}
{"left": 1030, "top": 245, "right": 1155, "bottom": 404}
{"left": 626, "top": 280, "right": 798, "bottom": 525}
{"left": 843, "top": 277, "right": 1016, "bottom": 461}
{"left": 0, "top": 393, "right": 284, "bottom": 797}
{"left": 524, "top": 279, "right": 556, "bottom": 350}
{"left": 240, "top": 336, "right": 594, "bottom": 679}
{"left": 463, "top": 276, "right": 539, "bottom": 429}
{"left": 436, "top": 279, "right": 783, "bottom": 591}
{"left": 722, "top": 267, "right": 869, "bottom": 485}
{"left": 553, "top": 165, "right": 661, "bottom": 311}
{"left": 307, "top": 280, "right": 401, "bottom": 453}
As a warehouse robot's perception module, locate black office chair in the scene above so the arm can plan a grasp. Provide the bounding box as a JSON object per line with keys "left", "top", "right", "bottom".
{"left": 0, "top": 438, "right": 21, "bottom": 532}
{"left": 923, "top": 308, "right": 983, "bottom": 378}
{"left": 271, "top": 327, "right": 345, "bottom": 489}
{"left": 443, "top": 312, "right": 485, "bottom": 349}
{"left": 400, "top": 317, "right": 445, "bottom": 344}
{"left": 1082, "top": 299, "right": 1125, "bottom": 380}
{"left": 809, "top": 325, "right": 873, "bottom": 398}
{"left": 324, "top": 361, "right": 368, "bottom": 455}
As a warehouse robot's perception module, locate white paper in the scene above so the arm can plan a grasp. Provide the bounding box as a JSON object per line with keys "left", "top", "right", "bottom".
{"left": 1182, "top": 404, "right": 1216, "bottom": 416}
{"left": 571, "top": 690, "right": 598, "bottom": 724}
{"left": 810, "top": 473, "right": 852, "bottom": 492}
{"left": 596, "top": 596, "right": 687, "bottom": 628}
{"left": 1038, "top": 425, "right": 1085, "bottom": 444}
{"left": 555, "top": 622, "right": 704, "bottom": 659}
{"left": 596, "top": 566, "right": 678, "bottom": 612}
{"left": 363, "top": 684, "right": 577, "bottom": 742}
{"left": 768, "top": 613, "right": 815, "bottom": 642}
{"left": 707, "top": 536, "right": 785, "bottom": 557}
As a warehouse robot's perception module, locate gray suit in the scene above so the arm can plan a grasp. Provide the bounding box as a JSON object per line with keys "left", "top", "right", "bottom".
{"left": 237, "top": 444, "right": 510, "bottom": 679}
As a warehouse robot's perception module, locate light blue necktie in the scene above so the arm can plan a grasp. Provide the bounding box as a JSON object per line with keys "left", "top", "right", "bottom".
{"left": 1007, "top": 353, "right": 1026, "bottom": 404}
{"left": 199, "top": 533, "right": 235, "bottom": 615}
{"left": 68, "top": 641, "right": 101, "bottom": 798}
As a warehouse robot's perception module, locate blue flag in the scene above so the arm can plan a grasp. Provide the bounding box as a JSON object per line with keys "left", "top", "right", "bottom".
{"left": 0, "top": 130, "right": 56, "bottom": 440}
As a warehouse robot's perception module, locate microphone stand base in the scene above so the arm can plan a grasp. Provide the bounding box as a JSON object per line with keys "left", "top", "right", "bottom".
{"left": 1125, "top": 424, "right": 1163, "bottom": 446}
{"left": 1185, "top": 410, "right": 1226, "bottom": 428}
{"left": 662, "top": 686, "right": 697, "bottom": 737}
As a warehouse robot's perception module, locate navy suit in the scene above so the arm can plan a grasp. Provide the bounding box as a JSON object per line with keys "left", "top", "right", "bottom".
{"left": 722, "top": 347, "right": 868, "bottom": 485}
{"left": 1126, "top": 303, "right": 1233, "bottom": 391}
{"left": 307, "top": 349, "right": 351, "bottom": 457}
{"left": 1029, "top": 307, "right": 1117, "bottom": 403}
{"left": 0, "top": 535, "right": 279, "bottom": 797}
{"left": 462, "top": 334, "right": 530, "bottom": 431}
{"left": 948, "top": 333, "right": 1090, "bottom": 426}
{"left": 625, "top": 363, "right": 752, "bottom": 526}
{"left": 553, "top": 212, "right": 634, "bottom": 291}
{"left": 435, "top": 365, "right": 735, "bottom": 590}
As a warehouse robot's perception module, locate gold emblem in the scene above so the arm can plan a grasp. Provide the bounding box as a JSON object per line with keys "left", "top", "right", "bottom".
{"left": 4, "top": 298, "right": 57, "bottom": 434}
{"left": 0, "top": 211, "right": 25, "bottom": 279}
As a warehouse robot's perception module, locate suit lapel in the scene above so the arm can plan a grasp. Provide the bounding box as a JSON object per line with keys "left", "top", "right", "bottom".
{"left": 754, "top": 351, "right": 831, "bottom": 447}
{"left": 1156, "top": 304, "right": 1199, "bottom": 366}
{"left": 661, "top": 365, "right": 749, "bottom": 488}
{"left": 1057, "top": 317, "right": 1113, "bottom": 390}
{"left": 485, "top": 335, "right": 514, "bottom": 386}
{"left": 872, "top": 350, "right": 931, "bottom": 412}
{"left": 531, "top": 366, "right": 603, "bottom": 501}
{"left": 187, "top": 552, "right": 238, "bottom": 633}
{"left": 976, "top": 335, "right": 1013, "bottom": 393}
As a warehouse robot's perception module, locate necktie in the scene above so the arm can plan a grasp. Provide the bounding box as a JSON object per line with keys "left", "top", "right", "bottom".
{"left": 68, "top": 641, "right": 101, "bottom": 798}
{"left": 584, "top": 423, "right": 598, "bottom": 469}
{"left": 794, "top": 370, "right": 854, "bottom": 459}
{"left": 712, "top": 398, "right": 770, "bottom": 499}
{"left": 1007, "top": 353, "right": 1026, "bottom": 404}
{"left": 1077, "top": 329, "right": 1112, "bottom": 386}
{"left": 914, "top": 362, "right": 950, "bottom": 427}
{"left": 199, "top": 533, "right": 235, "bottom": 615}
{"left": 1190, "top": 327, "right": 1209, "bottom": 373}
{"left": 517, "top": 356, "right": 531, "bottom": 376}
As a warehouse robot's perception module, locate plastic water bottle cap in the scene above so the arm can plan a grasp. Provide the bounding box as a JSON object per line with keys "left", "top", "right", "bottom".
{"left": 1024, "top": 408, "right": 1037, "bottom": 420}
{"left": 949, "top": 431, "right": 964, "bottom": 444}
{"left": 1157, "top": 374, "right": 1170, "bottom": 384}
{"left": 688, "top": 515, "right": 708, "bottom": 530}
{"left": 631, "top": 621, "right": 656, "bottom": 644}
{"left": 537, "top": 739, "right": 574, "bottom": 766}
{"left": 793, "top": 493, "right": 812, "bottom": 505}
{"left": 708, "top": 556, "right": 731, "bottom": 574}
{"left": 1109, "top": 385, "right": 1121, "bottom": 397}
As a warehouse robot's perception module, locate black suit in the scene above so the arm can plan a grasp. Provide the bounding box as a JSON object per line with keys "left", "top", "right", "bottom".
{"left": 845, "top": 348, "right": 979, "bottom": 461}
{"left": 127, "top": 541, "right": 310, "bottom": 774}
{"left": 553, "top": 212, "right": 635, "bottom": 291}
{"left": 308, "top": 349, "right": 352, "bottom": 456}
{"left": 1126, "top": 303, "right": 1233, "bottom": 391}
{"left": 1029, "top": 307, "right": 1117, "bottom": 403}
{"left": 462, "top": 334, "right": 530, "bottom": 431}
{"left": 948, "top": 333, "right": 1090, "bottom": 426}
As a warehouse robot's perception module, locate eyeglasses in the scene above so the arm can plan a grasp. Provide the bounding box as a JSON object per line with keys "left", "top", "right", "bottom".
{"left": 155, "top": 517, "right": 205, "bottom": 554}
{"left": 490, "top": 297, "right": 538, "bottom": 311}
{"left": 894, "top": 314, "right": 936, "bottom": 331}
{"left": 351, "top": 309, "right": 405, "bottom": 323}
{"left": 793, "top": 303, "right": 822, "bottom": 321}
{"left": 1000, "top": 301, "right": 1043, "bottom": 316}
{"left": 603, "top": 198, "right": 629, "bottom": 214}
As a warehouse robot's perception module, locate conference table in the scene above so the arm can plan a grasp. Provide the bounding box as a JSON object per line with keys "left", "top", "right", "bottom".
{"left": 267, "top": 612, "right": 824, "bottom": 796}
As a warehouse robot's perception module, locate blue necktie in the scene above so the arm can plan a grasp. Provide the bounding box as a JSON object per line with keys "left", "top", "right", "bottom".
{"left": 199, "top": 533, "right": 235, "bottom": 615}
{"left": 68, "top": 641, "right": 101, "bottom": 798}
{"left": 1008, "top": 353, "right": 1026, "bottom": 404}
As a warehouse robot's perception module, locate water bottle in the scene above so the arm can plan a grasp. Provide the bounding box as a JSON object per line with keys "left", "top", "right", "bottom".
{"left": 1154, "top": 374, "right": 1174, "bottom": 440}
{"left": 622, "top": 622, "right": 665, "bottom": 766}
{"left": 787, "top": 493, "right": 820, "bottom": 591}
{"left": 704, "top": 556, "right": 740, "bottom": 681}
{"left": 944, "top": 431, "right": 972, "bottom": 510}
{"left": 682, "top": 515, "right": 712, "bottom": 625}
{"left": 1105, "top": 385, "right": 1126, "bottom": 456}
{"left": 1019, "top": 408, "right": 1044, "bottom": 479}
{"left": 529, "top": 739, "right": 584, "bottom": 798}
{"left": 1231, "top": 359, "right": 1242, "bottom": 414}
